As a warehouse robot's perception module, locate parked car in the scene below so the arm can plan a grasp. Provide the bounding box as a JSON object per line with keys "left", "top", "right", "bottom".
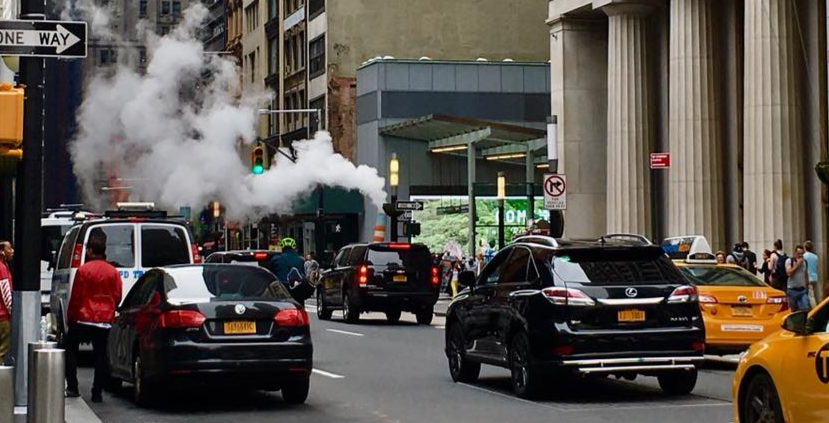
{"left": 107, "top": 264, "right": 312, "bottom": 406}
{"left": 444, "top": 235, "right": 705, "bottom": 399}
{"left": 316, "top": 242, "right": 439, "bottom": 324}
{"left": 50, "top": 204, "right": 199, "bottom": 344}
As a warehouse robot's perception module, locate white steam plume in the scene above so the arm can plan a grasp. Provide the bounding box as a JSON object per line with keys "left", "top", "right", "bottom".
{"left": 69, "top": 3, "right": 386, "bottom": 219}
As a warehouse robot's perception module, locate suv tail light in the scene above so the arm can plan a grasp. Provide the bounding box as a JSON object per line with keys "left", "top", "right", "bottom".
{"left": 541, "top": 287, "right": 595, "bottom": 306}
{"left": 387, "top": 243, "right": 410, "bottom": 250}
{"left": 358, "top": 265, "right": 370, "bottom": 286}
{"left": 692, "top": 341, "right": 705, "bottom": 353}
{"left": 698, "top": 294, "right": 717, "bottom": 304}
{"left": 254, "top": 252, "right": 269, "bottom": 260}
{"left": 767, "top": 296, "right": 789, "bottom": 312}
{"left": 274, "top": 308, "right": 309, "bottom": 327}
{"left": 70, "top": 243, "right": 84, "bottom": 268}
{"left": 430, "top": 267, "right": 439, "bottom": 286}
{"left": 667, "top": 285, "right": 698, "bottom": 303}
{"left": 191, "top": 244, "right": 201, "bottom": 264}
{"left": 159, "top": 310, "right": 206, "bottom": 328}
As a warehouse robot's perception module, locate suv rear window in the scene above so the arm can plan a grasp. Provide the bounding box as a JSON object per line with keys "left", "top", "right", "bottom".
{"left": 88, "top": 224, "right": 135, "bottom": 268}
{"left": 141, "top": 225, "right": 190, "bottom": 267}
{"left": 164, "top": 266, "right": 291, "bottom": 301}
{"left": 678, "top": 265, "right": 765, "bottom": 287}
{"left": 57, "top": 227, "right": 80, "bottom": 270}
{"left": 552, "top": 248, "right": 685, "bottom": 285}
{"left": 42, "top": 225, "right": 71, "bottom": 263}
{"left": 366, "top": 246, "right": 431, "bottom": 271}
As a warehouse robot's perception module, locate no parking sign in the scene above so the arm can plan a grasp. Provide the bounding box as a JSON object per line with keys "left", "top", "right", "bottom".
{"left": 544, "top": 173, "right": 566, "bottom": 210}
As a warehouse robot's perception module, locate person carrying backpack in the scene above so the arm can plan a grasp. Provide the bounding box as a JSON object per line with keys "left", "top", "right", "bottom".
{"left": 769, "top": 239, "right": 789, "bottom": 291}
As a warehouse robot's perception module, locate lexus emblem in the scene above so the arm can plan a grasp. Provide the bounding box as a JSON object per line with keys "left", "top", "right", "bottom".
{"left": 738, "top": 295, "right": 748, "bottom": 303}
{"left": 625, "top": 288, "right": 638, "bottom": 298}
{"left": 234, "top": 304, "right": 246, "bottom": 315}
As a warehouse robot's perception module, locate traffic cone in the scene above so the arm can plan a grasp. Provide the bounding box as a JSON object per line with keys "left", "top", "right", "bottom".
{"left": 373, "top": 214, "right": 386, "bottom": 242}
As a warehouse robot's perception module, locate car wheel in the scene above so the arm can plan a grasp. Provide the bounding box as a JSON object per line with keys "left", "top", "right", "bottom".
{"left": 316, "top": 290, "right": 332, "bottom": 320}
{"left": 133, "top": 355, "right": 156, "bottom": 407}
{"left": 742, "top": 372, "right": 784, "bottom": 423}
{"left": 446, "top": 325, "right": 480, "bottom": 383}
{"left": 510, "top": 332, "right": 542, "bottom": 399}
{"left": 657, "top": 369, "right": 698, "bottom": 395}
{"left": 343, "top": 291, "right": 359, "bottom": 323}
{"left": 416, "top": 308, "right": 434, "bottom": 325}
{"left": 385, "top": 309, "right": 401, "bottom": 323}
{"left": 281, "top": 376, "right": 310, "bottom": 405}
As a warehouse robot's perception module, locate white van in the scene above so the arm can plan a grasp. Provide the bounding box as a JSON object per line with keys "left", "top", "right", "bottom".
{"left": 40, "top": 209, "right": 96, "bottom": 315}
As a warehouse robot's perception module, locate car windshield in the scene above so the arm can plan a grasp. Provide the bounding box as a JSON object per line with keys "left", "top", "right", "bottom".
{"left": 367, "top": 246, "right": 431, "bottom": 271}
{"left": 550, "top": 248, "right": 686, "bottom": 285}
{"left": 41, "top": 225, "right": 70, "bottom": 263}
{"left": 163, "top": 266, "right": 291, "bottom": 302}
{"left": 678, "top": 265, "right": 766, "bottom": 287}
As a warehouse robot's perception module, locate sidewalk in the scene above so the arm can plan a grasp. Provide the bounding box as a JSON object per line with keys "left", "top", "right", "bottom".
{"left": 13, "top": 397, "right": 102, "bottom": 423}
{"left": 434, "top": 296, "right": 450, "bottom": 317}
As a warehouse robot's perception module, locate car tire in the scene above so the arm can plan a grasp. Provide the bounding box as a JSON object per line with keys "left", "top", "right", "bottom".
{"left": 385, "top": 309, "right": 401, "bottom": 323}
{"left": 446, "top": 325, "right": 480, "bottom": 383}
{"left": 316, "top": 290, "right": 332, "bottom": 320}
{"left": 415, "top": 308, "right": 434, "bottom": 325}
{"left": 281, "top": 376, "right": 310, "bottom": 405}
{"left": 133, "top": 355, "right": 156, "bottom": 407}
{"left": 742, "top": 372, "right": 784, "bottom": 423}
{"left": 510, "top": 332, "right": 542, "bottom": 399}
{"left": 343, "top": 291, "right": 360, "bottom": 323}
{"left": 657, "top": 369, "right": 698, "bottom": 395}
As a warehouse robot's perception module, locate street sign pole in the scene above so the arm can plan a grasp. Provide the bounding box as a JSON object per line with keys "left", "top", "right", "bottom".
{"left": 10, "top": 0, "right": 45, "bottom": 407}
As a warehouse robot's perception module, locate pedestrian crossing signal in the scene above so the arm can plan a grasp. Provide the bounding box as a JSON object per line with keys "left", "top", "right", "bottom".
{"left": 251, "top": 145, "right": 265, "bottom": 175}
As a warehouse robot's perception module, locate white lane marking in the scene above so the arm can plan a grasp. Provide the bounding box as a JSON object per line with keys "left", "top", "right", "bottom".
{"left": 326, "top": 328, "right": 364, "bottom": 337}
{"left": 458, "top": 383, "right": 561, "bottom": 410}
{"left": 434, "top": 325, "right": 445, "bottom": 330}
{"left": 306, "top": 307, "right": 317, "bottom": 314}
{"left": 562, "top": 401, "right": 732, "bottom": 412}
{"left": 312, "top": 368, "right": 345, "bottom": 379}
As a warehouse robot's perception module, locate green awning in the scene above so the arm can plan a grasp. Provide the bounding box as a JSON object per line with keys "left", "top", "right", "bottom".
{"left": 292, "top": 187, "right": 365, "bottom": 215}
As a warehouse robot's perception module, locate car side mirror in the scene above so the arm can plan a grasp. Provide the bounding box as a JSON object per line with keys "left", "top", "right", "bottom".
{"left": 458, "top": 270, "right": 476, "bottom": 288}
{"left": 783, "top": 310, "right": 809, "bottom": 335}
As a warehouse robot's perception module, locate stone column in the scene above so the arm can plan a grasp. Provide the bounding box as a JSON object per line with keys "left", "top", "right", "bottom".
{"left": 604, "top": 3, "right": 655, "bottom": 237}
{"left": 668, "top": 0, "right": 725, "bottom": 249}
{"left": 743, "top": 0, "right": 805, "bottom": 254}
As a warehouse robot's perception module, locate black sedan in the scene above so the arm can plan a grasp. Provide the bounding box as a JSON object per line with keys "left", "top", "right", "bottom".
{"left": 107, "top": 264, "right": 313, "bottom": 406}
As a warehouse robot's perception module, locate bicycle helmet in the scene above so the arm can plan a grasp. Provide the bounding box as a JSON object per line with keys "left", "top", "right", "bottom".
{"left": 281, "top": 237, "right": 297, "bottom": 249}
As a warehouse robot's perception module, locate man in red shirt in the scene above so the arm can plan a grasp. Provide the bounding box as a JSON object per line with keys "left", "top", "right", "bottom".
{"left": 65, "top": 237, "right": 122, "bottom": 403}
{"left": 0, "top": 240, "right": 14, "bottom": 364}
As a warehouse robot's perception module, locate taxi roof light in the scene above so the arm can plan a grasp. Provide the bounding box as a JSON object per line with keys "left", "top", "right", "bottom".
{"left": 662, "top": 235, "right": 716, "bottom": 264}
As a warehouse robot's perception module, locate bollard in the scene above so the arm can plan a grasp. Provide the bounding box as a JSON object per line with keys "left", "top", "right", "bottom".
{"left": 26, "top": 341, "right": 57, "bottom": 418}
{"left": 28, "top": 349, "right": 64, "bottom": 423}
{"left": 0, "top": 366, "right": 13, "bottom": 423}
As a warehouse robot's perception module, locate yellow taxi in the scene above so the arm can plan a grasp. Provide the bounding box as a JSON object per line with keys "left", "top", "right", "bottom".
{"left": 663, "top": 236, "right": 790, "bottom": 354}
{"left": 732, "top": 298, "right": 829, "bottom": 423}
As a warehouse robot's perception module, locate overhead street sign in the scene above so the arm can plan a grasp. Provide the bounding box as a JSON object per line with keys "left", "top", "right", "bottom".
{"left": 0, "top": 20, "right": 87, "bottom": 58}
{"left": 650, "top": 152, "right": 671, "bottom": 169}
{"left": 400, "top": 211, "right": 413, "bottom": 221}
{"left": 543, "top": 173, "right": 567, "bottom": 211}
{"left": 396, "top": 201, "right": 424, "bottom": 211}
{"left": 436, "top": 204, "right": 469, "bottom": 215}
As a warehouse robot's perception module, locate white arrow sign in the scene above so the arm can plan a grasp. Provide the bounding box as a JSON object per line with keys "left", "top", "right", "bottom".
{"left": 0, "top": 24, "right": 81, "bottom": 54}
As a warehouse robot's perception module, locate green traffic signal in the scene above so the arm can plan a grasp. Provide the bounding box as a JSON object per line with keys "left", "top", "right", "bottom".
{"left": 252, "top": 163, "right": 264, "bottom": 174}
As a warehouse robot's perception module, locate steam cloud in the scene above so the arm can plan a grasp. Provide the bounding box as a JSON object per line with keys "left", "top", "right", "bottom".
{"left": 68, "top": 2, "right": 386, "bottom": 220}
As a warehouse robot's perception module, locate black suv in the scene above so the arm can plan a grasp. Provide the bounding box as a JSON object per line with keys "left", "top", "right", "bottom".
{"left": 444, "top": 235, "right": 705, "bottom": 399}
{"left": 316, "top": 242, "right": 439, "bottom": 324}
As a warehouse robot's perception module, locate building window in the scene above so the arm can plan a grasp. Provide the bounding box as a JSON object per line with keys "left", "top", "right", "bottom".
{"left": 172, "top": 1, "right": 181, "bottom": 17}
{"left": 310, "top": 96, "right": 325, "bottom": 133}
{"left": 139, "top": 0, "right": 147, "bottom": 18}
{"left": 268, "top": 37, "right": 278, "bottom": 76}
{"left": 248, "top": 51, "right": 257, "bottom": 83}
{"left": 309, "top": 35, "right": 324, "bottom": 78}
{"left": 98, "top": 48, "right": 117, "bottom": 66}
{"left": 268, "top": 0, "right": 277, "bottom": 20}
{"left": 161, "top": 1, "right": 170, "bottom": 16}
{"left": 309, "top": 0, "right": 323, "bottom": 18}
{"left": 245, "top": 0, "right": 259, "bottom": 33}
{"left": 268, "top": 98, "right": 278, "bottom": 136}
{"left": 158, "top": 25, "right": 170, "bottom": 36}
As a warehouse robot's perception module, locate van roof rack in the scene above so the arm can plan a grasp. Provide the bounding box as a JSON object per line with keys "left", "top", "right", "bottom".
{"left": 601, "top": 233, "right": 652, "bottom": 245}
{"left": 105, "top": 203, "right": 167, "bottom": 219}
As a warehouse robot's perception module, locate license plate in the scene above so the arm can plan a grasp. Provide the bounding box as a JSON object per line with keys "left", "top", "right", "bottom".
{"left": 223, "top": 321, "right": 256, "bottom": 335}
{"left": 618, "top": 309, "right": 646, "bottom": 322}
{"left": 721, "top": 324, "right": 763, "bottom": 332}
{"left": 393, "top": 275, "right": 407, "bottom": 282}
{"left": 732, "top": 306, "right": 754, "bottom": 317}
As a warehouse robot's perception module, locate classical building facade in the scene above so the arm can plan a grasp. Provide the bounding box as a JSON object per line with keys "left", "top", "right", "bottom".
{"left": 548, "top": 0, "right": 828, "bottom": 261}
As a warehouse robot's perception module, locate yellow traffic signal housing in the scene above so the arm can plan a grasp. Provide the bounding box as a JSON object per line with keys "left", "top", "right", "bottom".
{"left": 0, "top": 82, "right": 24, "bottom": 149}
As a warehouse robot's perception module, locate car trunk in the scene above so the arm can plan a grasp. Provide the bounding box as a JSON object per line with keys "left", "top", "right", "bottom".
{"left": 699, "top": 286, "right": 787, "bottom": 322}
{"left": 171, "top": 300, "right": 305, "bottom": 343}
{"left": 365, "top": 245, "right": 433, "bottom": 293}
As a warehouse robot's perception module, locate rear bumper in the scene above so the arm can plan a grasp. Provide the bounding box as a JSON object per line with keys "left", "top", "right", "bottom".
{"left": 703, "top": 316, "right": 785, "bottom": 351}
{"left": 356, "top": 290, "right": 438, "bottom": 311}
{"left": 558, "top": 355, "right": 704, "bottom": 375}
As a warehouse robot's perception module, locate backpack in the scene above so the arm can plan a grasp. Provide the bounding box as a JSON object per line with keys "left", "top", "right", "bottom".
{"left": 773, "top": 252, "right": 789, "bottom": 285}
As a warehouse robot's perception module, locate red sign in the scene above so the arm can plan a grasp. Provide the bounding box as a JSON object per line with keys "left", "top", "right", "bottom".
{"left": 650, "top": 152, "right": 670, "bottom": 169}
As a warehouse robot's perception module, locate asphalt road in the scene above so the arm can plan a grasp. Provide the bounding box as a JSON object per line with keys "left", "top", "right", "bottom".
{"left": 76, "top": 302, "right": 735, "bottom": 423}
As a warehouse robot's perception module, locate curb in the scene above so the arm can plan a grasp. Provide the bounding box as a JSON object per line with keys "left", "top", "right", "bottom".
{"left": 66, "top": 397, "right": 103, "bottom": 423}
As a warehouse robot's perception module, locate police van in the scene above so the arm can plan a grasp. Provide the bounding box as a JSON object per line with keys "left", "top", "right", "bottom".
{"left": 49, "top": 203, "right": 200, "bottom": 342}
{"left": 40, "top": 207, "right": 97, "bottom": 315}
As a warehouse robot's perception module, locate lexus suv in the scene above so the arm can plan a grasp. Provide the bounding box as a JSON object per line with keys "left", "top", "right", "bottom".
{"left": 444, "top": 235, "right": 705, "bottom": 399}
{"left": 316, "top": 242, "right": 439, "bottom": 324}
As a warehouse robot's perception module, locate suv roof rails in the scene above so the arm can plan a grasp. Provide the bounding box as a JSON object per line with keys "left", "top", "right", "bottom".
{"left": 601, "top": 233, "right": 652, "bottom": 245}
{"left": 513, "top": 235, "right": 559, "bottom": 247}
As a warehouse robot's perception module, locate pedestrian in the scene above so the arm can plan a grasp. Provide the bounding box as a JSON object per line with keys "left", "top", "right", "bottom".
{"left": 304, "top": 252, "right": 320, "bottom": 284}
{"left": 65, "top": 238, "right": 122, "bottom": 403}
{"left": 450, "top": 262, "right": 461, "bottom": 298}
{"left": 803, "top": 240, "right": 819, "bottom": 307}
{"left": 785, "top": 245, "right": 811, "bottom": 312}
{"left": 270, "top": 238, "right": 305, "bottom": 286}
{"left": 742, "top": 242, "right": 758, "bottom": 274}
{"left": 759, "top": 249, "right": 773, "bottom": 286}
{"left": 770, "top": 240, "right": 789, "bottom": 291}
{"left": 0, "top": 241, "right": 13, "bottom": 365}
{"left": 715, "top": 251, "right": 727, "bottom": 265}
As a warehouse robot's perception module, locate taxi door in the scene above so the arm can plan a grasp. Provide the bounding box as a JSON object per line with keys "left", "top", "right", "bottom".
{"left": 782, "top": 303, "right": 829, "bottom": 423}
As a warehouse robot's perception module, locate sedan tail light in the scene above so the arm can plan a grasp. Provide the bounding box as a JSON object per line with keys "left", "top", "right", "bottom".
{"left": 430, "top": 267, "right": 439, "bottom": 287}
{"left": 541, "top": 287, "right": 595, "bottom": 306}
{"left": 159, "top": 310, "right": 206, "bottom": 328}
{"left": 767, "top": 296, "right": 789, "bottom": 312}
{"left": 667, "top": 285, "right": 698, "bottom": 304}
{"left": 274, "top": 308, "right": 309, "bottom": 327}
{"left": 698, "top": 294, "right": 718, "bottom": 304}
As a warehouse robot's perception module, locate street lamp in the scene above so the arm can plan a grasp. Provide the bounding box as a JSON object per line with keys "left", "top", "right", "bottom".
{"left": 497, "top": 172, "right": 506, "bottom": 249}
{"left": 389, "top": 153, "right": 400, "bottom": 241}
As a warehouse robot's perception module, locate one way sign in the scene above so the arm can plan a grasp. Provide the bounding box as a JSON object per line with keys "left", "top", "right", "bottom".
{"left": 0, "top": 20, "right": 87, "bottom": 58}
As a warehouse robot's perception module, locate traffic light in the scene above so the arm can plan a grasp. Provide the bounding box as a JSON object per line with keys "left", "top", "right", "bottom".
{"left": 251, "top": 145, "right": 265, "bottom": 175}
{"left": 403, "top": 222, "right": 421, "bottom": 237}
{"left": 0, "top": 82, "right": 24, "bottom": 159}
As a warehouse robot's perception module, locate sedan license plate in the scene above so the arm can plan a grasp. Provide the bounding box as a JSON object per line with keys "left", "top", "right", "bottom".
{"left": 393, "top": 275, "right": 407, "bottom": 282}
{"left": 731, "top": 306, "right": 754, "bottom": 317}
{"left": 224, "top": 321, "right": 256, "bottom": 335}
{"left": 618, "top": 309, "right": 646, "bottom": 322}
